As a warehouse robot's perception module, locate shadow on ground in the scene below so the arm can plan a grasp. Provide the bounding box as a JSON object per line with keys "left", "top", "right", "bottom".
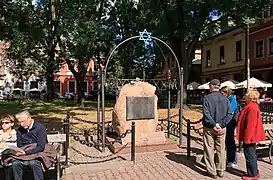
{"left": 164, "top": 149, "right": 247, "bottom": 178}
{"left": 164, "top": 151, "right": 208, "bottom": 177}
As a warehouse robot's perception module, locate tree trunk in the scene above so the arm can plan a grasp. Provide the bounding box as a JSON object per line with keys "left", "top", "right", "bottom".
{"left": 18, "top": 73, "right": 23, "bottom": 105}
{"left": 76, "top": 74, "right": 85, "bottom": 107}
{"left": 173, "top": 38, "right": 195, "bottom": 108}
{"left": 46, "top": 69, "right": 55, "bottom": 101}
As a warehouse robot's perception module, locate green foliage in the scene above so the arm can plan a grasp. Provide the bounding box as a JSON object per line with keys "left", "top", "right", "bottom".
{"left": 2, "top": 0, "right": 273, "bottom": 90}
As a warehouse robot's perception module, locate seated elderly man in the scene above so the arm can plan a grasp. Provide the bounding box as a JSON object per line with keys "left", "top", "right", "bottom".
{"left": 6, "top": 110, "right": 47, "bottom": 180}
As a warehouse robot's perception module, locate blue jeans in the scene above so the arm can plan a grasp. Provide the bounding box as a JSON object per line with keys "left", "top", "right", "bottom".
{"left": 226, "top": 119, "right": 237, "bottom": 164}
{"left": 8, "top": 159, "right": 44, "bottom": 180}
{"left": 243, "top": 143, "right": 258, "bottom": 177}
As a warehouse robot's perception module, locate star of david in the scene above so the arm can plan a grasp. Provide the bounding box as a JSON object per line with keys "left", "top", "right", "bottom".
{"left": 139, "top": 29, "right": 152, "bottom": 46}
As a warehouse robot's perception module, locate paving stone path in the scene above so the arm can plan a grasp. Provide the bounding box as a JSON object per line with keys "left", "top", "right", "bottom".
{"left": 62, "top": 138, "right": 273, "bottom": 180}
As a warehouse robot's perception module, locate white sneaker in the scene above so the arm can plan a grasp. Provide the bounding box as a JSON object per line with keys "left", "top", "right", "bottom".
{"left": 226, "top": 162, "right": 237, "bottom": 168}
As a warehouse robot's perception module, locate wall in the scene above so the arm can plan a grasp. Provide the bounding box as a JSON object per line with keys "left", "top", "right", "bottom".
{"left": 201, "top": 27, "right": 246, "bottom": 82}
{"left": 250, "top": 20, "right": 273, "bottom": 68}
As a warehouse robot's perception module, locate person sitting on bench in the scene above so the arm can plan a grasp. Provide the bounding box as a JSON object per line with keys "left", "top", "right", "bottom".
{"left": 0, "top": 114, "right": 17, "bottom": 160}
{"left": 5, "top": 110, "right": 47, "bottom": 180}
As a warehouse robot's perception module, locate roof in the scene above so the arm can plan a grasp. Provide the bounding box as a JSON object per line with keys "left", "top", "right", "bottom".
{"left": 202, "top": 25, "right": 245, "bottom": 42}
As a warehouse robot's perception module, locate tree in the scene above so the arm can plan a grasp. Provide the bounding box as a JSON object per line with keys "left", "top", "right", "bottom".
{"left": 1, "top": 0, "right": 62, "bottom": 101}
{"left": 57, "top": 0, "right": 115, "bottom": 106}
{"left": 127, "top": 0, "right": 272, "bottom": 105}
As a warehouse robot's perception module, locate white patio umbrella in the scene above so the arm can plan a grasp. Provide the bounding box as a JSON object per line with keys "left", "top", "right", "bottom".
{"left": 220, "top": 80, "right": 238, "bottom": 89}
{"left": 187, "top": 81, "right": 201, "bottom": 90}
{"left": 198, "top": 82, "right": 210, "bottom": 90}
{"left": 236, "top": 77, "right": 272, "bottom": 89}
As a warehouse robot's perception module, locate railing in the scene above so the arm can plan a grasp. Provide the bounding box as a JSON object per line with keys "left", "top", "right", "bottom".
{"left": 260, "top": 103, "right": 273, "bottom": 124}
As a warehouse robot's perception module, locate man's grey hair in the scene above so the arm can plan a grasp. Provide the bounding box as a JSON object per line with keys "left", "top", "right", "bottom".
{"left": 15, "top": 110, "right": 31, "bottom": 120}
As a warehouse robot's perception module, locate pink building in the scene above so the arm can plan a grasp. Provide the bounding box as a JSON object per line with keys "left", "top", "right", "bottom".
{"left": 53, "top": 60, "right": 97, "bottom": 96}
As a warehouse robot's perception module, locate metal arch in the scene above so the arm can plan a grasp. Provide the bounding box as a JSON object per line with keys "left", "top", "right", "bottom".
{"left": 104, "top": 36, "right": 140, "bottom": 75}
{"left": 104, "top": 36, "right": 182, "bottom": 78}
{"left": 100, "top": 35, "right": 184, "bottom": 151}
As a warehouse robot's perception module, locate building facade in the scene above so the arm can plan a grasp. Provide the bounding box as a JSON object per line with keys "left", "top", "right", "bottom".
{"left": 0, "top": 40, "right": 97, "bottom": 96}
{"left": 250, "top": 18, "right": 273, "bottom": 95}
{"left": 53, "top": 60, "right": 97, "bottom": 96}
{"left": 156, "top": 45, "right": 202, "bottom": 83}
{"left": 201, "top": 27, "right": 246, "bottom": 83}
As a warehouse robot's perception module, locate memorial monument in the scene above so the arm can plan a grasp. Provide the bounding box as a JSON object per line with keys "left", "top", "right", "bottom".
{"left": 110, "top": 81, "right": 177, "bottom": 154}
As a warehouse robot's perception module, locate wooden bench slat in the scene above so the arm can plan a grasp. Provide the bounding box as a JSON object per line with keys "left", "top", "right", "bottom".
{"left": 263, "top": 124, "right": 273, "bottom": 130}
{"left": 258, "top": 140, "right": 272, "bottom": 144}
{"left": 47, "top": 134, "right": 66, "bottom": 143}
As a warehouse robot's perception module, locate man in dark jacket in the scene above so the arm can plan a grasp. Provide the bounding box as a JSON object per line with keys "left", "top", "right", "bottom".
{"left": 202, "top": 79, "right": 233, "bottom": 179}
{"left": 6, "top": 110, "right": 47, "bottom": 180}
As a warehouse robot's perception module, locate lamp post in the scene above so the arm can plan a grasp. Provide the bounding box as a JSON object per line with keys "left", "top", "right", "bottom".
{"left": 244, "top": 17, "right": 255, "bottom": 90}
{"left": 246, "top": 22, "right": 250, "bottom": 90}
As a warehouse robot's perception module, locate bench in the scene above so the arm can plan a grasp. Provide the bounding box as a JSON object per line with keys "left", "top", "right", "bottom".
{"left": 0, "top": 133, "right": 68, "bottom": 180}
{"left": 47, "top": 133, "right": 68, "bottom": 180}
{"left": 256, "top": 123, "right": 273, "bottom": 164}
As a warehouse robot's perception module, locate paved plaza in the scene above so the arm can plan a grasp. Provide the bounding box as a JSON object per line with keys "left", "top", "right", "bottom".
{"left": 62, "top": 138, "right": 273, "bottom": 180}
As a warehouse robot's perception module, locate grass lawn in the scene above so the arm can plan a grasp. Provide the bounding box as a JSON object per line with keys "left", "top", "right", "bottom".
{"left": 0, "top": 100, "right": 115, "bottom": 131}
{"left": 0, "top": 100, "right": 203, "bottom": 133}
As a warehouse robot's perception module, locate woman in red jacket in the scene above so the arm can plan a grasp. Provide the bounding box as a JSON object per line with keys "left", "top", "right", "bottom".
{"left": 236, "top": 89, "right": 266, "bottom": 180}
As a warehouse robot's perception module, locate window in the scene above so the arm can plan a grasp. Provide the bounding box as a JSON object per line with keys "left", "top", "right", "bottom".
{"left": 54, "top": 81, "right": 61, "bottom": 93}
{"left": 220, "top": 46, "right": 225, "bottom": 64}
{"left": 268, "top": 37, "right": 273, "bottom": 56}
{"left": 92, "top": 81, "right": 98, "bottom": 90}
{"left": 236, "top": 40, "right": 242, "bottom": 61}
{"left": 264, "top": 10, "right": 268, "bottom": 18}
{"left": 84, "top": 81, "right": 88, "bottom": 93}
{"left": 68, "top": 81, "right": 75, "bottom": 93}
{"left": 14, "top": 82, "right": 22, "bottom": 88}
{"left": 255, "top": 40, "right": 264, "bottom": 58}
{"left": 30, "top": 81, "right": 38, "bottom": 89}
{"left": 270, "top": 7, "right": 273, "bottom": 16}
{"left": 206, "top": 50, "right": 211, "bottom": 67}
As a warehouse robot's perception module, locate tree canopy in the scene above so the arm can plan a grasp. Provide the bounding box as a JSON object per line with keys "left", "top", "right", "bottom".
{"left": 1, "top": 0, "right": 273, "bottom": 104}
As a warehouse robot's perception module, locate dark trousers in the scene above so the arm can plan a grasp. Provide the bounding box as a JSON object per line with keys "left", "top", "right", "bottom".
{"left": 243, "top": 143, "right": 258, "bottom": 177}
{"left": 226, "top": 119, "right": 237, "bottom": 164}
{"left": 6, "top": 159, "right": 44, "bottom": 180}
{"left": 4, "top": 167, "right": 13, "bottom": 180}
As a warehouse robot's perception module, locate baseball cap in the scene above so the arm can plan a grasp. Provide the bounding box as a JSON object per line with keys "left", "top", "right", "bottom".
{"left": 209, "top": 79, "right": 221, "bottom": 86}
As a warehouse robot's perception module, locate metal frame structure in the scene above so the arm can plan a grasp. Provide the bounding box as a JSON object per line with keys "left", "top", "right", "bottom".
{"left": 97, "top": 35, "right": 184, "bottom": 152}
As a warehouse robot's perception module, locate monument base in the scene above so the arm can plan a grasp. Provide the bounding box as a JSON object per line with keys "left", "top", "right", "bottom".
{"left": 107, "top": 131, "right": 178, "bottom": 154}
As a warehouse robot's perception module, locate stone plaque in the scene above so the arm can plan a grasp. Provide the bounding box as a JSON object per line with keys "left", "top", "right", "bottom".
{"left": 126, "top": 96, "right": 155, "bottom": 120}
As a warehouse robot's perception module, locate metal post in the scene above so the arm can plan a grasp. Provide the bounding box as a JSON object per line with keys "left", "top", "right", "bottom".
{"left": 179, "top": 67, "right": 184, "bottom": 147}
{"left": 101, "top": 70, "right": 106, "bottom": 152}
{"left": 167, "top": 70, "right": 171, "bottom": 138}
{"left": 187, "top": 119, "right": 191, "bottom": 159}
{"left": 246, "top": 23, "right": 250, "bottom": 90}
{"left": 97, "top": 70, "right": 101, "bottom": 145}
{"left": 115, "top": 77, "right": 119, "bottom": 101}
{"left": 131, "top": 121, "right": 136, "bottom": 165}
{"left": 143, "top": 69, "right": 145, "bottom": 81}
{"left": 63, "top": 111, "right": 70, "bottom": 167}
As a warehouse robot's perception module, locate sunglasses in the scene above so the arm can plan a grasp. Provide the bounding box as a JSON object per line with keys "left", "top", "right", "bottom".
{"left": 1, "top": 121, "right": 11, "bottom": 125}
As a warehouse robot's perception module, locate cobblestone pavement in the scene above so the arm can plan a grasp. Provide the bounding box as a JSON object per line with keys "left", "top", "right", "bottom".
{"left": 62, "top": 139, "right": 273, "bottom": 180}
